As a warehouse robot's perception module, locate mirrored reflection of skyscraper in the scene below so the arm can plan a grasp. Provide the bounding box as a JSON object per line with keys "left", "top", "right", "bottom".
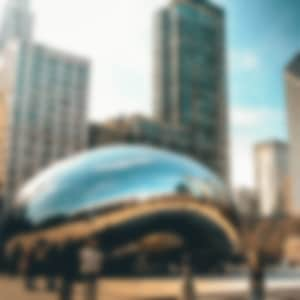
{"left": 154, "top": 0, "right": 228, "bottom": 182}
{"left": 286, "top": 54, "right": 300, "bottom": 214}
{"left": 0, "top": 0, "right": 90, "bottom": 204}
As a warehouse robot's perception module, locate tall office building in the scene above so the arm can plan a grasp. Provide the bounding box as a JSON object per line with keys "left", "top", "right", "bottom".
{"left": 154, "top": 0, "right": 228, "bottom": 181}
{"left": 0, "top": 0, "right": 33, "bottom": 47}
{"left": 0, "top": 92, "right": 8, "bottom": 196}
{"left": 286, "top": 54, "right": 300, "bottom": 214}
{"left": 0, "top": 0, "right": 90, "bottom": 203}
{"left": 255, "top": 141, "right": 289, "bottom": 217}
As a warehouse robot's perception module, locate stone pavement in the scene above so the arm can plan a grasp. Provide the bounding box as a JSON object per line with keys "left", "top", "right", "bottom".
{"left": 0, "top": 276, "right": 299, "bottom": 300}
{"left": 0, "top": 276, "right": 247, "bottom": 300}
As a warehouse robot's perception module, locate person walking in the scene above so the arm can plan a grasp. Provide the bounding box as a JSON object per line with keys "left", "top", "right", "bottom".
{"left": 249, "top": 251, "right": 265, "bottom": 300}
{"left": 79, "top": 238, "right": 103, "bottom": 300}
{"left": 22, "top": 246, "right": 36, "bottom": 290}
{"left": 59, "top": 241, "right": 78, "bottom": 300}
{"left": 22, "top": 241, "right": 47, "bottom": 291}
{"left": 181, "top": 254, "right": 196, "bottom": 300}
{"left": 8, "top": 243, "right": 22, "bottom": 276}
{"left": 45, "top": 244, "right": 60, "bottom": 291}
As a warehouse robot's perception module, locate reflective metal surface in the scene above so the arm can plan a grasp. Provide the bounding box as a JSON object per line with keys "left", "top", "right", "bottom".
{"left": 16, "top": 145, "right": 228, "bottom": 224}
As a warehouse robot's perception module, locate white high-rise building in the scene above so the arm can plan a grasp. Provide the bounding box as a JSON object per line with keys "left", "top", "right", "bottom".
{"left": 255, "top": 141, "right": 289, "bottom": 217}
{"left": 0, "top": 0, "right": 90, "bottom": 203}
{"left": 286, "top": 54, "right": 300, "bottom": 214}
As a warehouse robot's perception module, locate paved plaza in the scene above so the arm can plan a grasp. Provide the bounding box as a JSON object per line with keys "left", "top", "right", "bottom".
{"left": 1, "top": 276, "right": 300, "bottom": 300}
{"left": 0, "top": 276, "right": 247, "bottom": 300}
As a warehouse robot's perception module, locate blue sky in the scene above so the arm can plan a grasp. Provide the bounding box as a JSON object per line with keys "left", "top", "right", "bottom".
{"left": 0, "top": 0, "right": 299, "bottom": 187}
{"left": 218, "top": 0, "right": 300, "bottom": 187}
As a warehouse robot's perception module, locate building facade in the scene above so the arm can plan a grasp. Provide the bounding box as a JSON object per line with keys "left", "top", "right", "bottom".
{"left": 286, "top": 54, "right": 300, "bottom": 214}
{"left": 89, "top": 116, "right": 192, "bottom": 157}
{"left": 0, "top": 0, "right": 90, "bottom": 202}
{"left": 255, "top": 141, "right": 289, "bottom": 217}
{"left": 0, "top": 47, "right": 11, "bottom": 207}
{"left": 0, "top": 92, "right": 8, "bottom": 197}
{"left": 154, "top": 0, "right": 228, "bottom": 181}
{"left": 0, "top": 0, "right": 33, "bottom": 47}
{"left": 234, "top": 188, "right": 258, "bottom": 218}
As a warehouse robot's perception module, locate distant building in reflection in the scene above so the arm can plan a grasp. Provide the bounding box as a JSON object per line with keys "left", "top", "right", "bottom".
{"left": 89, "top": 115, "right": 225, "bottom": 177}
{"left": 89, "top": 115, "right": 191, "bottom": 158}
{"left": 255, "top": 140, "right": 289, "bottom": 217}
{"left": 0, "top": 0, "right": 90, "bottom": 204}
{"left": 234, "top": 188, "right": 258, "bottom": 219}
{"left": 286, "top": 54, "right": 300, "bottom": 215}
{"left": 153, "top": 0, "right": 228, "bottom": 182}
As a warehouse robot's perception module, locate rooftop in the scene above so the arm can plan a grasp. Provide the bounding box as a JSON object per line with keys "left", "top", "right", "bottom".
{"left": 287, "top": 53, "right": 300, "bottom": 78}
{"left": 172, "top": 0, "right": 224, "bottom": 15}
{"left": 255, "top": 140, "right": 288, "bottom": 152}
{"left": 173, "top": 0, "right": 207, "bottom": 3}
{"left": 9, "top": 0, "right": 30, "bottom": 9}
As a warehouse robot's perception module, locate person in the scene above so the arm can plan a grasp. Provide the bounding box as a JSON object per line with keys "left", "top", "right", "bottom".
{"left": 79, "top": 238, "right": 103, "bottom": 300}
{"left": 45, "top": 244, "right": 60, "bottom": 291}
{"left": 22, "top": 247, "right": 36, "bottom": 290}
{"left": 35, "top": 240, "right": 48, "bottom": 276}
{"left": 8, "top": 243, "right": 22, "bottom": 276}
{"left": 249, "top": 251, "right": 265, "bottom": 300}
{"left": 181, "top": 253, "right": 196, "bottom": 300}
{"left": 59, "top": 241, "right": 78, "bottom": 300}
{"left": 22, "top": 241, "right": 47, "bottom": 291}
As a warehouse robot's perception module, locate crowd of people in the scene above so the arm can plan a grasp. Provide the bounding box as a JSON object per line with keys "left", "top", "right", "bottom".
{"left": 2, "top": 236, "right": 199, "bottom": 300}
{"left": 4, "top": 237, "right": 104, "bottom": 300}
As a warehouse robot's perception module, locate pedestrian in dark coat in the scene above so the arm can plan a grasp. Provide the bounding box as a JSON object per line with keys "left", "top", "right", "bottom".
{"left": 45, "top": 244, "right": 60, "bottom": 291}
{"left": 23, "top": 247, "right": 36, "bottom": 290}
{"left": 9, "top": 244, "right": 22, "bottom": 276}
{"left": 59, "top": 241, "right": 78, "bottom": 300}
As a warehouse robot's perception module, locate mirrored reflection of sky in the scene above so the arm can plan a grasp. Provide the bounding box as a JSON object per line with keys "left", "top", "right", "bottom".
{"left": 20, "top": 146, "right": 225, "bottom": 224}
{"left": 0, "top": 0, "right": 299, "bottom": 187}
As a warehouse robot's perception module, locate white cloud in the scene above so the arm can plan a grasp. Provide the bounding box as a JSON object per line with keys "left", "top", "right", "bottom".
{"left": 230, "top": 137, "right": 255, "bottom": 188}
{"left": 229, "top": 50, "right": 260, "bottom": 72}
{"left": 0, "top": 0, "right": 169, "bottom": 121}
{"left": 230, "top": 106, "right": 287, "bottom": 188}
{"left": 231, "top": 107, "right": 283, "bottom": 128}
{"left": 30, "top": 0, "right": 169, "bottom": 121}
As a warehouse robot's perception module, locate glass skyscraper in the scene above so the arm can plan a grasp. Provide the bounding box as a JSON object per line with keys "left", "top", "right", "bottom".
{"left": 0, "top": 0, "right": 33, "bottom": 47}
{"left": 0, "top": 0, "right": 90, "bottom": 203}
{"left": 154, "top": 0, "right": 228, "bottom": 181}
